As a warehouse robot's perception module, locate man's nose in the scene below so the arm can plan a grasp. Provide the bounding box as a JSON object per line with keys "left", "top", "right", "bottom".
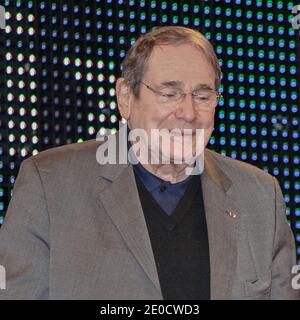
{"left": 174, "top": 93, "right": 196, "bottom": 122}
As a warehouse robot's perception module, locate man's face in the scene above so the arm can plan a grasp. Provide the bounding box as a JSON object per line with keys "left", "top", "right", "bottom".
{"left": 118, "top": 43, "right": 217, "bottom": 164}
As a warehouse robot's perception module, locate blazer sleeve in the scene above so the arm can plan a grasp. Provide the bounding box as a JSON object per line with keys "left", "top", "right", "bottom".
{"left": 270, "top": 176, "right": 300, "bottom": 300}
{"left": 0, "top": 157, "right": 49, "bottom": 299}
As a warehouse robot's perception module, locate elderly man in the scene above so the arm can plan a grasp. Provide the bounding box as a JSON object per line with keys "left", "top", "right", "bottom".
{"left": 0, "top": 26, "right": 298, "bottom": 300}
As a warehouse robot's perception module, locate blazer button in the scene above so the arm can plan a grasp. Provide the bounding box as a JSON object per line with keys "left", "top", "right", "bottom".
{"left": 159, "top": 184, "right": 167, "bottom": 192}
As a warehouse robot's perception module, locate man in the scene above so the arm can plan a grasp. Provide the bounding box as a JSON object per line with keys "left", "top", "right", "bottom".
{"left": 0, "top": 26, "right": 298, "bottom": 300}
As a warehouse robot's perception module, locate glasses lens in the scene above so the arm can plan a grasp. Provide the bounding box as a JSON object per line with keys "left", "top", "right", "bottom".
{"left": 192, "top": 91, "right": 218, "bottom": 111}
{"left": 157, "top": 89, "right": 182, "bottom": 103}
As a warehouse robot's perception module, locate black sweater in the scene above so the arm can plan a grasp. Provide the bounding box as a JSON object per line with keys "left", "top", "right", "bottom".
{"left": 134, "top": 170, "right": 210, "bottom": 300}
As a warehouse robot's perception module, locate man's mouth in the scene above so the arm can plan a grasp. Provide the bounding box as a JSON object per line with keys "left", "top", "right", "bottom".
{"left": 168, "top": 129, "right": 195, "bottom": 136}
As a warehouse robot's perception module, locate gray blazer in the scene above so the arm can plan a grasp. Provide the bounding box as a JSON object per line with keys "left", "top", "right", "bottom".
{"left": 0, "top": 137, "right": 298, "bottom": 300}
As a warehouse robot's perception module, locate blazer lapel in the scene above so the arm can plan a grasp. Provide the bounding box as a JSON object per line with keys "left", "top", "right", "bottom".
{"left": 98, "top": 161, "right": 163, "bottom": 297}
{"left": 202, "top": 150, "right": 241, "bottom": 299}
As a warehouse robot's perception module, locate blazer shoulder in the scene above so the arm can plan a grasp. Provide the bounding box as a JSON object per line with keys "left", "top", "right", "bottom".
{"left": 205, "top": 148, "right": 276, "bottom": 192}
{"left": 27, "top": 139, "right": 102, "bottom": 171}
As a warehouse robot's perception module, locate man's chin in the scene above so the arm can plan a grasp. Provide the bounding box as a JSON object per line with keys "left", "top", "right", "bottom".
{"left": 161, "top": 152, "right": 200, "bottom": 165}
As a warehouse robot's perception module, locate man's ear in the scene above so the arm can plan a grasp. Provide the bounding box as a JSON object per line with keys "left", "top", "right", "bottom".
{"left": 116, "top": 78, "right": 131, "bottom": 120}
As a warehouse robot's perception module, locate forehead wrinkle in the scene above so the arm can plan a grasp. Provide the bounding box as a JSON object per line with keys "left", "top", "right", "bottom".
{"left": 158, "top": 80, "right": 214, "bottom": 91}
{"left": 145, "top": 45, "right": 216, "bottom": 90}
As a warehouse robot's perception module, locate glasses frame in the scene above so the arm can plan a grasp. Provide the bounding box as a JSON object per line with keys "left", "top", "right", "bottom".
{"left": 140, "top": 80, "right": 223, "bottom": 107}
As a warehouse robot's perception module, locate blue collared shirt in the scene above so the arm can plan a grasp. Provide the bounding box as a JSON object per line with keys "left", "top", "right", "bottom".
{"left": 133, "top": 161, "right": 193, "bottom": 216}
{"left": 127, "top": 128, "right": 193, "bottom": 215}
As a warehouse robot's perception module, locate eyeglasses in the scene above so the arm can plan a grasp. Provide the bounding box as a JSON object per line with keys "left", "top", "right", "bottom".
{"left": 140, "top": 81, "right": 222, "bottom": 111}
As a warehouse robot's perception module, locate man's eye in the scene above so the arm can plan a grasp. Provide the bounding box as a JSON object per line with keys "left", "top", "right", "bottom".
{"left": 194, "top": 93, "right": 211, "bottom": 100}
{"left": 194, "top": 95, "right": 209, "bottom": 100}
{"left": 161, "top": 92, "right": 177, "bottom": 97}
